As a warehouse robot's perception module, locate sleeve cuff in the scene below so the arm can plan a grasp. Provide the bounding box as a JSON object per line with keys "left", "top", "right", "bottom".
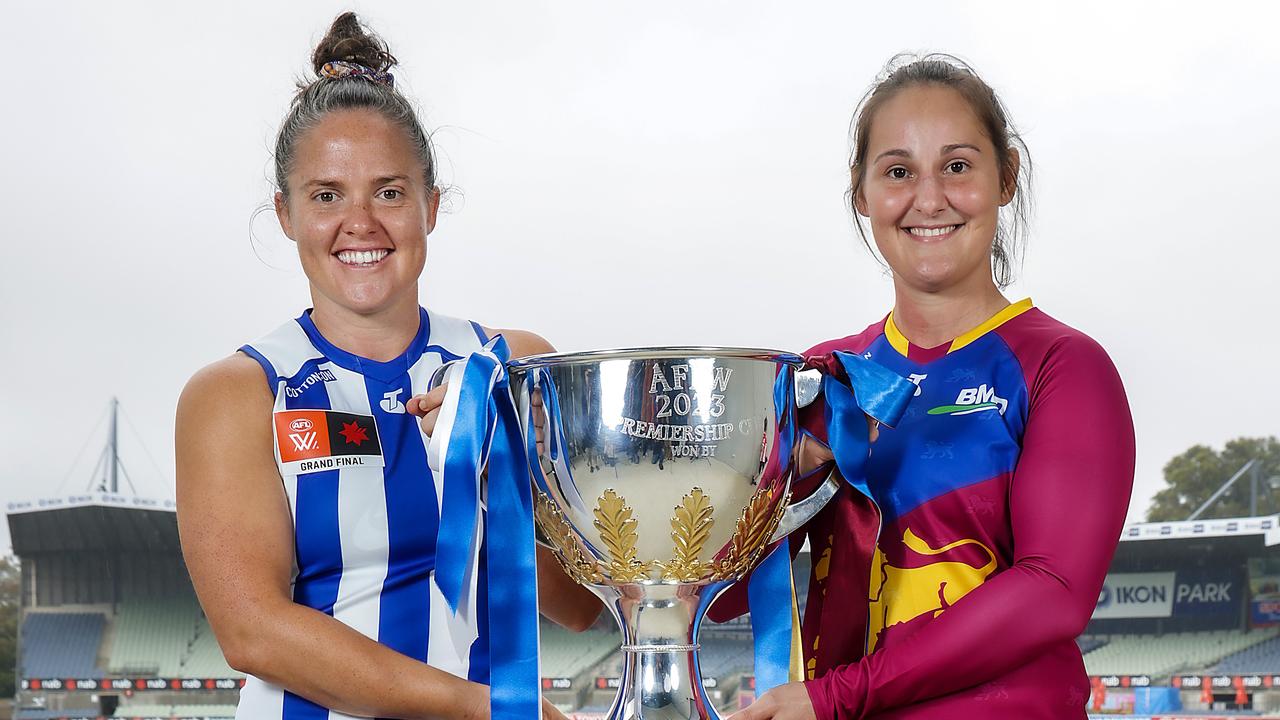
{"left": 805, "top": 675, "right": 836, "bottom": 720}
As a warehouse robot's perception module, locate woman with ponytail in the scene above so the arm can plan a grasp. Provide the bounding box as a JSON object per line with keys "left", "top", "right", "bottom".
{"left": 176, "top": 13, "right": 599, "bottom": 720}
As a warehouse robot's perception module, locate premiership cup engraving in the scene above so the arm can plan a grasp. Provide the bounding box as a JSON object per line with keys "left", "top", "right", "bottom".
{"left": 508, "top": 348, "right": 830, "bottom": 720}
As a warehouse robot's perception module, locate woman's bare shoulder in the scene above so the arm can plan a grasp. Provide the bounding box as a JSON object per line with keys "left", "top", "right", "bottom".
{"left": 483, "top": 327, "right": 555, "bottom": 359}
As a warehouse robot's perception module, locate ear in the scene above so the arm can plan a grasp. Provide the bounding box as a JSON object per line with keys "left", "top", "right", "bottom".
{"left": 424, "top": 186, "right": 441, "bottom": 235}
{"left": 999, "top": 147, "right": 1021, "bottom": 207}
{"left": 274, "top": 191, "right": 296, "bottom": 242}
{"left": 851, "top": 167, "right": 870, "bottom": 217}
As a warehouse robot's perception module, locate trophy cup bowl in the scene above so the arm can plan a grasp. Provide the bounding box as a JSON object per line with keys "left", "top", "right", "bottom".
{"left": 507, "top": 348, "right": 838, "bottom": 720}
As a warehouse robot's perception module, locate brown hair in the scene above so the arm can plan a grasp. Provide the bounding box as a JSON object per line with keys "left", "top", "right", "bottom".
{"left": 848, "top": 53, "right": 1032, "bottom": 289}
{"left": 273, "top": 12, "right": 436, "bottom": 199}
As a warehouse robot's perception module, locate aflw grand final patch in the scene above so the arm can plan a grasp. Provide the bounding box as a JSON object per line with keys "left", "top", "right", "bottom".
{"left": 273, "top": 410, "right": 385, "bottom": 475}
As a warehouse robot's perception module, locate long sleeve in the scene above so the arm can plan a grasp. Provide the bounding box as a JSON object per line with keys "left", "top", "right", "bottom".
{"left": 805, "top": 334, "right": 1135, "bottom": 719}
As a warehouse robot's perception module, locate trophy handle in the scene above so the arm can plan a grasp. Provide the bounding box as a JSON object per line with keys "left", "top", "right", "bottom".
{"left": 427, "top": 360, "right": 456, "bottom": 391}
{"left": 769, "top": 469, "right": 839, "bottom": 543}
{"left": 763, "top": 367, "right": 839, "bottom": 542}
{"left": 795, "top": 367, "right": 823, "bottom": 408}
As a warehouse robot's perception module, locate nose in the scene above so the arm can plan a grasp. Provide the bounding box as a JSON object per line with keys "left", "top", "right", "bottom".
{"left": 913, "top": 174, "right": 948, "bottom": 216}
{"left": 342, "top": 200, "right": 379, "bottom": 236}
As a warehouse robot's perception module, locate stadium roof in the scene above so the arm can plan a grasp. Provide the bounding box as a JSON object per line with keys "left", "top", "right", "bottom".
{"left": 6, "top": 493, "right": 179, "bottom": 555}
{"left": 1109, "top": 514, "right": 1280, "bottom": 568}
{"left": 1119, "top": 514, "right": 1280, "bottom": 545}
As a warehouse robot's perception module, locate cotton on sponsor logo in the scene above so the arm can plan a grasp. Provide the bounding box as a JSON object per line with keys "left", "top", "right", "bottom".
{"left": 284, "top": 369, "right": 337, "bottom": 398}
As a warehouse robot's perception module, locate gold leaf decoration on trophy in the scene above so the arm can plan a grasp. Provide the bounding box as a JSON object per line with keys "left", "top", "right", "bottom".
{"left": 593, "top": 488, "right": 652, "bottom": 583}
{"left": 534, "top": 492, "right": 603, "bottom": 585}
{"left": 658, "top": 487, "right": 716, "bottom": 583}
{"left": 711, "top": 487, "right": 788, "bottom": 581}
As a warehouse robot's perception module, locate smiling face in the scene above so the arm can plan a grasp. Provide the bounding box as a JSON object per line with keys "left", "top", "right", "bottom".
{"left": 275, "top": 108, "right": 438, "bottom": 320}
{"left": 854, "top": 84, "right": 1017, "bottom": 296}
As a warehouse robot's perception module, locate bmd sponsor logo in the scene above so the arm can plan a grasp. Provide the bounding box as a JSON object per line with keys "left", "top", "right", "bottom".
{"left": 927, "top": 384, "right": 1008, "bottom": 416}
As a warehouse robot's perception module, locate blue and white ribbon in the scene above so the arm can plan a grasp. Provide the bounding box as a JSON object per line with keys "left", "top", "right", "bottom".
{"left": 426, "top": 336, "right": 540, "bottom": 720}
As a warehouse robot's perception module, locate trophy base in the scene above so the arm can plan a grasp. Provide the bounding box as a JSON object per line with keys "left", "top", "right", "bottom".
{"left": 594, "top": 583, "right": 733, "bottom": 720}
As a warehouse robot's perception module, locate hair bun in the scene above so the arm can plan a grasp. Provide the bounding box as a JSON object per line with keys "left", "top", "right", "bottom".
{"left": 311, "top": 12, "right": 397, "bottom": 76}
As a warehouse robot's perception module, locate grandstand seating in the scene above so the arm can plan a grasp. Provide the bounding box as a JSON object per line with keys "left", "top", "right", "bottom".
{"left": 1076, "top": 636, "right": 1108, "bottom": 655}
{"left": 540, "top": 621, "right": 617, "bottom": 678}
{"left": 1083, "top": 629, "right": 1280, "bottom": 676}
{"left": 15, "top": 710, "right": 97, "bottom": 720}
{"left": 697, "top": 636, "right": 753, "bottom": 679}
{"left": 112, "top": 704, "right": 238, "bottom": 718}
{"left": 180, "top": 617, "right": 239, "bottom": 678}
{"left": 164, "top": 704, "right": 239, "bottom": 718}
{"left": 20, "top": 612, "right": 106, "bottom": 678}
{"left": 105, "top": 596, "right": 241, "bottom": 678}
{"left": 1214, "top": 633, "right": 1280, "bottom": 673}
{"left": 110, "top": 597, "right": 203, "bottom": 675}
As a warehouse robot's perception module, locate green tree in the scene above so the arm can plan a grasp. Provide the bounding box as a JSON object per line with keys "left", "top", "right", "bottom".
{"left": 1147, "top": 437, "right": 1280, "bottom": 521}
{"left": 0, "top": 556, "right": 18, "bottom": 697}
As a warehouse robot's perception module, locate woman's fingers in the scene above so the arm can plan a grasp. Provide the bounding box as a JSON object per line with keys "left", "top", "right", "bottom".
{"left": 797, "top": 433, "right": 835, "bottom": 476}
{"left": 408, "top": 385, "right": 449, "bottom": 436}
{"left": 407, "top": 384, "right": 448, "bottom": 418}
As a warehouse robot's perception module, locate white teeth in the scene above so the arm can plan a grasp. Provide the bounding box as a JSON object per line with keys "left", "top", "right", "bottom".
{"left": 337, "top": 249, "right": 390, "bottom": 265}
{"left": 906, "top": 225, "right": 959, "bottom": 238}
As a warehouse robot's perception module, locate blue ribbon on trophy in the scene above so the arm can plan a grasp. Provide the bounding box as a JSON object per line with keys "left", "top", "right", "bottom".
{"left": 746, "top": 352, "right": 915, "bottom": 695}
{"left": 823, "top": 350, "right": 915, "bottom": 499}
{"left": 427, "top": 336, "right": 540, "bottom": 720}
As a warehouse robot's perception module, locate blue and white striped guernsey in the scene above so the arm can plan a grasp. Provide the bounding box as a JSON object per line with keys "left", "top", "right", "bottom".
{"left": 236, "top": 307, "right": 491, "bottom": 720}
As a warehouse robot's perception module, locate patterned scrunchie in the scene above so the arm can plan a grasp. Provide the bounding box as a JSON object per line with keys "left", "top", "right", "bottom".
{"left": 320, "top": 60, "right": 394, "bottom": 88}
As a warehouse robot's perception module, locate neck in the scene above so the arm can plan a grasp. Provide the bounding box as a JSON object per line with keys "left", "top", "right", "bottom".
{"left": 890, "top": 276, "right": 1009, "bottom": 350}
{"left": 309, "top": 292, "right": 422, "bottom": 362}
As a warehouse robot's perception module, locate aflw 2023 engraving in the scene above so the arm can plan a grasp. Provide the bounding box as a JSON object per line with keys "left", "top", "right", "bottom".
{"left": 619, "top": 362, "right": 738, "bottom": 458}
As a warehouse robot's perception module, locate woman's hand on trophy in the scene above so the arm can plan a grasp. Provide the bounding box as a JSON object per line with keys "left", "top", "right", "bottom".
{"left": 408, "top": 384, "right": 547, "bottom": 450}
{"left": 407, "top": 384, "right": 448, "bottom": 436}
{"left": 797, "top": 415, "right": 877, "bottom": 476}
{"left": 531, "top": 387, "right": 547, "bottom": 455}
{"left": 729, "top": 681, "right": 817, "bottom": 720}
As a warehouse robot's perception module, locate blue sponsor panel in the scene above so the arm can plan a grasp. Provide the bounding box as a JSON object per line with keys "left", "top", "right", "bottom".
{"left": 1172, "top": 568, "right": 1244, "bottom": 618}
{"left": 1089, "top": 567, "right": 1243, "bottom": 633}
{"left": 1253, "top": 598, "right": 1280, "bottom": 626}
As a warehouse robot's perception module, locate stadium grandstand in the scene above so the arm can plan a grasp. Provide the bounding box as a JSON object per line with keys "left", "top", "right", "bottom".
{"left": 8, "top": 493, "right": 241, "bottom": 720}
{"left": 13, "top": 490, "right": 1280, "bottom": 718}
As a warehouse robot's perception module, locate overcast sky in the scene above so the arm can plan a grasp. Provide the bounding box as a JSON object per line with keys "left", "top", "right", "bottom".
{"left": 2, "top": 1, "right": 1278, "bottom": 551}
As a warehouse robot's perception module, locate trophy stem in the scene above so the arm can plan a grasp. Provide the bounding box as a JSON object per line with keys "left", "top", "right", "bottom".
{"left": 595, "top": 584, "right": 730, "bottom": 720}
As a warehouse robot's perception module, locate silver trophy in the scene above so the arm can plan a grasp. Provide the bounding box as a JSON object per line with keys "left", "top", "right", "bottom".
{"left": 507, "top": 348, "right": 838, "bottom": 720}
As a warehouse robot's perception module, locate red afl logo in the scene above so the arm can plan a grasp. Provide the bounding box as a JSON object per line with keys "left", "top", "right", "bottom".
{"left": 290, "top": 418, "right": 314, "bottom": 432}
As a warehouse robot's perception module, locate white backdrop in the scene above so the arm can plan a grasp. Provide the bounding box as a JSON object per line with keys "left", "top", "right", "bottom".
{"left": 2, "top": 1, "right": 1278, "bottom": 548}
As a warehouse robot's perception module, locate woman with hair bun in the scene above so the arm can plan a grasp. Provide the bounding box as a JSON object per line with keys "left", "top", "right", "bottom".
{"left": 728, "top": 55, "right": 1135, "bottom": 719}
{"left": 175, "top": 13, "right": 599, "bottom": 720}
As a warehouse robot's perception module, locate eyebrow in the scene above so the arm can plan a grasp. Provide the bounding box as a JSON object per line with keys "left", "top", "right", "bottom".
{"left": 302, "top": 174, "right": 412, "bottom": 190}
{"left": 303, "top": 178, "right": 343, "bottom": 190}
{"left": 874, "top": 149, "right": 911, "bottom": 163}
{"left": 873, "top": 143, "right": 983, "bottom": 164}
